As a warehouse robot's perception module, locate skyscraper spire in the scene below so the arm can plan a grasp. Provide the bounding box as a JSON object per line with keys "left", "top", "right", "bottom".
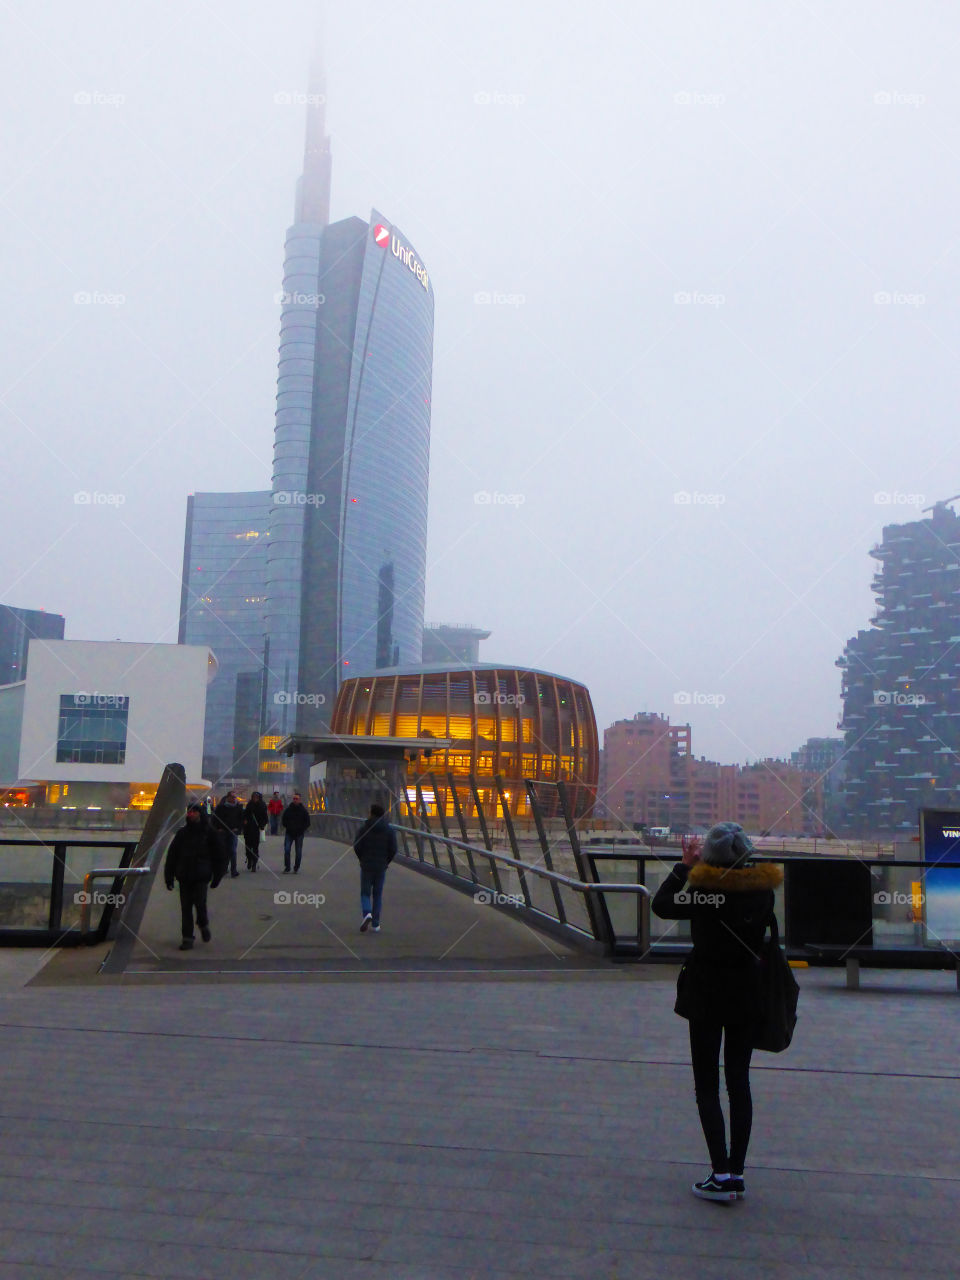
{"left": 294, "top": 39, "right": 331, "bottom": 226}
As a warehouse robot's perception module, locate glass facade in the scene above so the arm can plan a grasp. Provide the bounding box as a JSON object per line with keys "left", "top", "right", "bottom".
{"left": 332, "top": 665, "right": 599, "bottom": 819}
{"left": 0, "top": 606, "right": 65, "bottom": 685}
{"left": 267, "top": 211, "right": 434, "bottom": 755}
{"left": 178, "top": 492, "right": 271, "bottom": 784}
{"left": 56, "top": 694, "right": 129, "bottom": 765}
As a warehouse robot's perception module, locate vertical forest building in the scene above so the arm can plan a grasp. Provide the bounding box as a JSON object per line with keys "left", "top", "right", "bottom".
{"left": 837, "top": 499, "right": 960, "bottom": 833}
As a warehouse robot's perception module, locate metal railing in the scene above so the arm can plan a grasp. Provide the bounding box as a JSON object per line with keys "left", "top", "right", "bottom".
{"left": 311, "top": 809, "right": 651, "bottom": 956}
{"left": 314, "top": 799, "right": 960, "bottom": 973}
{"left": 0, "top": 762, "right": 186, "bottom": 949}
{"left": 77, "top": 866, "right": 153, "bottom": 937}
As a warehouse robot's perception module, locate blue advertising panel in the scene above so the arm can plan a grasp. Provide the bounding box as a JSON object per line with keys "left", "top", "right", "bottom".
{"left": 920, "top": 809, "right": 960, "bottom": 944}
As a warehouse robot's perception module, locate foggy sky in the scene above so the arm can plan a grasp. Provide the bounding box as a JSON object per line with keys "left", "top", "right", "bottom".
{"left": 2, "top": 0, "right": 958, "bottom": 765}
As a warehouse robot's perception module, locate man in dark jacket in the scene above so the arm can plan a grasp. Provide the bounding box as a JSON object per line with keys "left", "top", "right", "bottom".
{"left": 652, "top": 822, "right": 782, "bottom": 1203}
{"left": 281, "top": 791, "right": 311, "bottom": 873}
{"left": 213, "top": 790, "right": 244, "bottom": 878}
{"left": 164, "top": 803, "right": 224, "bottom": 950}
{"left": 242, "top": 792, "right": 269, "bottom": 870}
{"left": 352, "top": 803, "right": 398, "bottom": 932}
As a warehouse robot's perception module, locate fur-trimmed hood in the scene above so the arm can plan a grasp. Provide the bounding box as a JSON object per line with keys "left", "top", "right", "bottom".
{"left": 687, "top": 861, "right": 783, "bottom": 893}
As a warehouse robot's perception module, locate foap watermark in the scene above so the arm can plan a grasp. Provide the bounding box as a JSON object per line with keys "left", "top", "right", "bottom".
{"left": 74, "top": 90, "right": 125, "bottom": 108}
{"left": 475, "top": 691, "right": 525, "bottom": 706}
{"left": 274, "top": 91, "right": 326, "bottom": 107}
{"left": 674, "top": 490, "right": 725, "bottom": 506}
{"left": 73, "top": 291, "right": 125, "bottom": 306}
{"left": 474, "top": 490, "right": 525, "bottom": 507}
{"left": 473, "top": 90, "right": 526, "bottom": 107}
{"left": 674, "top": 290, "right": 725, "bottom": 307}
{"left": 274, "top": 289, "right": 325, "bottom": 306}
{"left": 874, "top": 890, "right": 924, "bottom": 906}
{"left": 874, "top": 90, "right": 926, "bottom": 108}
{"left": 74, "top": 491, "right": 125, "bottom": 506}
{"left": 874, "top": 291, "right": 925, "bottom": 307}
{"left": 72, "top": 693, "right": 127, "bottom": 707}
{"left": 873, "top": 691, "right": 927, "bottom": 707}
{"left": 474, "top": 889, "right": 524, "bottom": 907}
{"left": 674, "top": 91, "right": 726, "bottom": 107}
{"left": 274, "top": 691, "right": 326, "bottom": 707}
{"left": 874, "top": 491, "right": 925, "bottom": 507}
{"left": 74, "top": 890, "right": 125, "bottom": 906}
{"left": 674, "top": 691, "right": 726, "bottom": 707}
{"left": 473, "top": 290, "right": 525, "bottom": 307}
{"left": 273, "top": 491, "right": 325, "bottom": 506}
{"left": 273, "top": 890, "right": 326, "bottom": 907}
{"left": 674, "top": 890, "right": 725, "bottom": 906}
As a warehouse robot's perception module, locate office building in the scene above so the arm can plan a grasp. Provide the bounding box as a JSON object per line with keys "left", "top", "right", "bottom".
{"left": 1, "top": 639, "right": 214, "bottom": 807}
{"left": 0, "top": 605, "right": 65, "bottom": 685}
{"left": 421, "top": 624, "right": 491, "bottom": 666}
{"left": 600, "top": 712, "right": 823, "bottom": 835}
{"left": 265, "top": 71, "right": 434, "bottom": 760}
{"left": 178, "top": 491, "right": 271, "bottom": 786}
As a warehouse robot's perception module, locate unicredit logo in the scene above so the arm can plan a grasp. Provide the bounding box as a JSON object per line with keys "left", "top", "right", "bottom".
{"left": 372, "top": 221, "right": 429, "bottom": 291}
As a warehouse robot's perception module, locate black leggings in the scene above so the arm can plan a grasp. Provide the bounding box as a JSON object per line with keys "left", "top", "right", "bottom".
{"left": 688, "top": 1018, "right": 754, "bottom": 1175}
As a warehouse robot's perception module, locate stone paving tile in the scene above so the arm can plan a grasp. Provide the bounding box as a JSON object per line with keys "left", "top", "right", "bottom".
{"left": 2, "top": 974, "right": 959, "bottom": 1276}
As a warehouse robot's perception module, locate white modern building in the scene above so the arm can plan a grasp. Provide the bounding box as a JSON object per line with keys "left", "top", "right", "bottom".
{"left": 0, "top": 640, "right": 216, "bottom": 808}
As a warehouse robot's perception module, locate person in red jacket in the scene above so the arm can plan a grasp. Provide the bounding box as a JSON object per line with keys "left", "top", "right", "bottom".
{"left": 267, "top": 791, "right": 284, "bottom": 836}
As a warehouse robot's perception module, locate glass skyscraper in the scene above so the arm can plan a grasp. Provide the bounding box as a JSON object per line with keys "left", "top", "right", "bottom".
{"left": 178, "top": 64, "right": 434, "bottom": 790}
{"left": 265, "top": 77, "right": 434, "bottom": 757}
{"left": 0, "top": 605, "right": 65, "bottom": 685}
{"left": 178, "top": 491, "right": 271, "bottom": 784}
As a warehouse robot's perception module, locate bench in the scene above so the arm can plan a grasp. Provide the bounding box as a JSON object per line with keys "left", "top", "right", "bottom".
{"left": 803, "top": 943, "right": 960, "bottom": 991}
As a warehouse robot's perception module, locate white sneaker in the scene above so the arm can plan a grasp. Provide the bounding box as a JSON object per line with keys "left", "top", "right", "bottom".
{"left": 360, "top": 913, "right": 372, "bottom": 932}
{"left": 372, "top": 924, "right": 381, "bottom": 932}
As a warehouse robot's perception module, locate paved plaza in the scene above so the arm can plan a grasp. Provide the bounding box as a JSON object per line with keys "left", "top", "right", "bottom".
{"left": 1, "top": 835, "right": 959, "bottom": 1277}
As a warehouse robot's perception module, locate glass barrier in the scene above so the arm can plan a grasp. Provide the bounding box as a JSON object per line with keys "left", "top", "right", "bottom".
{"left": 59, "top": 844, "right": 131, "bottom": 932}
{"left": 0, "top": 842, "right": 56, "bottom": 929}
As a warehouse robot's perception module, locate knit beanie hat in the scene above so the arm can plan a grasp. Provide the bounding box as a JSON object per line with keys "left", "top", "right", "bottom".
{"left": 701, "top": 821, "right": 753, "bottom": 868}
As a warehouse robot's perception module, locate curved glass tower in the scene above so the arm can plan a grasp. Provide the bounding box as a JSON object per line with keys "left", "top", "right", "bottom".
{"left": 266, "top": 78, "right": 434, "bottom": 759}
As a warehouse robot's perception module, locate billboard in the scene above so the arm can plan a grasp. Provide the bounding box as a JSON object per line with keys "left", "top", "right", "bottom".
{"left": 919, "top": 809, "right": 960, "bottom": 945}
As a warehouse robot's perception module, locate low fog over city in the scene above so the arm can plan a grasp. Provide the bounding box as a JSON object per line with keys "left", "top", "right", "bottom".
{"left": 3, "top": 0, "right": 959, "bottom": 767}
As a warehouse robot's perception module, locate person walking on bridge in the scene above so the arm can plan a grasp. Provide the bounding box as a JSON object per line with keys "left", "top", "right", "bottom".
{"left": 353, "top": 803, "right": 398, "bottom": 933}
{"left": 281, "top": 791, "right": 311, "bottom": 873}
{"left": 243, "top": 791, "right": 268, "bottom": 871}
{"left": 267, "top": 790, "right": 284, "bottom": 836}
{"left": 213, "top": 790, "right": 244, "bottom": 879}
{"left": 652, "top": 822, "right": 782, "bottom": 1203}
{"left": 164, "top": 803, "right": 224, "bottom": 950}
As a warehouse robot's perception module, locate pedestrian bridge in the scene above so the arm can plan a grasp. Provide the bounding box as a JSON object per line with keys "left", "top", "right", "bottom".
{"left": 5, "top": 767, "right": 960, "bottom": 1277}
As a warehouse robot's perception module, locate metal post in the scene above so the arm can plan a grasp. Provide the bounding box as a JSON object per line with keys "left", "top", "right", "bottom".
{"left": 469, "top": 776, "right": 502, "bottom": 895}
{"left": 448, "top": 773, "right": 479, "bottom": 883}
{"left": 429, "top": 771, "right": 458, "bottom": 876}
{"left": 496, "top": 775, "right": 530, "bottom": 907}
{"left": 49, "top": 842, "right": 66, "bottom": 933}
{"left": 415, "top": 781, "right": 441, "bottom": 869}
{"left": 557, "top": 779, "right": 606, "bottom": 944}
{"left": 525, "top": 780, "right": 566, "bottom": 924}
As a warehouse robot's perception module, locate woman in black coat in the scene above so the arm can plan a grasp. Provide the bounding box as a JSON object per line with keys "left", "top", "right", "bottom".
{"left": 652, "top": 822, "right": 782, "bottom": 1202}
{"left": 242, "top": 792, "right": 269, "bottom": 871}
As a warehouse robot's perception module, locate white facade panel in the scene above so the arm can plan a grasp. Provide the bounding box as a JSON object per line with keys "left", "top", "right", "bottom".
{"left": 18, "top": 640, "right": 215, "bottom": 785}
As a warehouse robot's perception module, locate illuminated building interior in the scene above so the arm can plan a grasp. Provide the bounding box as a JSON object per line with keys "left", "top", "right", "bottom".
{"left": 331, "top": 665, "right": 598, "bottom": 818}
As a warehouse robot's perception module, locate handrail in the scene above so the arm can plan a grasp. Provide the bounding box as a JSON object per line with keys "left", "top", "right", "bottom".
{"left": 391, "top": 823, "right": 652, "bottom": 897}
{"left": 384, "top": 819, "right": 652, "bottom": 954}
{"left": 78, "top": 866, "right": 152, "bottom": 936}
